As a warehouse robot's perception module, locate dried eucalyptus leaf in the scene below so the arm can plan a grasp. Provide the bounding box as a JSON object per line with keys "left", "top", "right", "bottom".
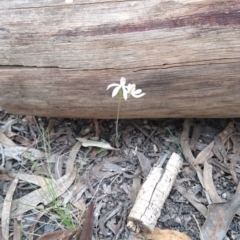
{"left": 201, "top": 183, "right": 240, "bottom": 240}
{"left": 77, "top": 137, "right": 117, "bottom": 150}
{"left": 3, "top": 146, "right": 45, "bottom": 161}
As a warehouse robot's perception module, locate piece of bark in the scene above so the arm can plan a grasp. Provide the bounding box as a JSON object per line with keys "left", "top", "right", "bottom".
{"left": 127, "top": 153, "right": 182, "bottom": 233}
{"left": 1, "top": 1, "right": 240, "bottom": 118}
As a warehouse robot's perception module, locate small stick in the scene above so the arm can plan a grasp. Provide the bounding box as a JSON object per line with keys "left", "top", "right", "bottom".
{"left": 0, "top": 143, "right": 5, "bottom": 170}
{"left": 93, "top": 119, "right": 100, "bottom": 138}
{"left": 143, "top": 128, "right": 157, "bottom": 147}
{"left": 114, "top": 205, "right": 128, "bottom": 240}
{"left": 130, "top": 121, "right": 160, "bottom": 149}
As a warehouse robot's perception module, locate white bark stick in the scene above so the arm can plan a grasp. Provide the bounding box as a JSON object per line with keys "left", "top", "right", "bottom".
{"left": 127, "top": 153, "right": 183, "bottom": 233}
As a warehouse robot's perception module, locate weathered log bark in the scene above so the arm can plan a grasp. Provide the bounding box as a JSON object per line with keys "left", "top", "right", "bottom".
{"left": 0, "top": 0, "right": 240, "bottom": 118}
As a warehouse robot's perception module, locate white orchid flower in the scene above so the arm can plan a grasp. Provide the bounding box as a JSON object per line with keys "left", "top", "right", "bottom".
{"left": 127, "top": 83, "right": 145, "bottom": 98}
{"left": 107, "top": 77, "right": 128, "bottom": 100}
{"left": 107, "top": 77, "right": 145, "bottom": 142}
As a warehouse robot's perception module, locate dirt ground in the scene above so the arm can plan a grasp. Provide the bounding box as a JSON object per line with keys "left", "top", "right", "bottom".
{"left": 0, "top": 108, "right": 240, "bottom": 240}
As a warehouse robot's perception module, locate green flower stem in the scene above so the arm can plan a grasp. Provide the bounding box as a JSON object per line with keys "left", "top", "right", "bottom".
{"left": 115, "top": 96, "right": 122, "bottom": 142}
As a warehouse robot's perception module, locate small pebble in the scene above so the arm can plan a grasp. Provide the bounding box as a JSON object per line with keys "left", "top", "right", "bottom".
{"left": 221, "top": 192, "right": 229, "bottom": 199}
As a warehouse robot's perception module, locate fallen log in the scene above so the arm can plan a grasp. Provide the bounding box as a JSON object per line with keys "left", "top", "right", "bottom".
{"left": 0, "top": 0, "right": 240, "bottom": 118}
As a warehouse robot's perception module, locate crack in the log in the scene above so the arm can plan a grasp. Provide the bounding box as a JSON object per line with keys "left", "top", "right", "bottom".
{"left": 0, "top": 0, "right": 139, "bottom": 10}
{"left": 0, "top": 65, "right": 59, "bottom": 69}
{"left": 0, "top": 27, "right": 10, "bottom": 33}
{"left": 0, "top": 57, "right": 240, "bottom": 71}
{"left": 0, "top": 65, "right": 120, "bottom": 71}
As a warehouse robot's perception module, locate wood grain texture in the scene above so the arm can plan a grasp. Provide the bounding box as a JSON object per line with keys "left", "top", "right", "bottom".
{"left": 0, "top": 0, "right": 240, "bottom": 118}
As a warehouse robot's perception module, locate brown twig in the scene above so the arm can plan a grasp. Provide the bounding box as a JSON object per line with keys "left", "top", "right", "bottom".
{"left": 0, "top": 112, "right": 7, "bottom": 120}
{"left": 114, "top": 205, "right": 128, "bottom": 240}
{"left": 143, "top": 128, "right": 157, "bottom": 147}
{"left": 93, "top": 119, "right": 100, "bottom": 138}
{"left": 130, "top": 121, "right": 160, "bottom": 150}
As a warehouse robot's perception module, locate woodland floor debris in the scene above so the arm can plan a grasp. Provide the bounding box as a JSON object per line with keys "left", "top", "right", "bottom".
{"left": 0, "top": 109, "right": 240, "bottom": 240}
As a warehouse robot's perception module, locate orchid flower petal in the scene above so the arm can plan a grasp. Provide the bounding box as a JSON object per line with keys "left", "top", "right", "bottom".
{"left": 107, "top": 77, "right": 145, "bottom": 100}
{"left": 112, "top": 86, "right": 121, "bottom": 98}
{"left": 120, "top": 77, "right": 126, "bottom": 86}
{"left": 122, "top": 87, "right": 128, "bottom": 100}
{"left": 107, "top": 83, "right": 119, "bottom": 90}
{"left": 127, "top": 83, "right": 145, "bottom": 98}
{"left": 132, "top": 92, "right": 146, "bottom": 98}
{"left": 132, "top": 89, "right": 142, "bottom": 94}
{"left": 127, "top": 84, "right": 135, "bottom": 94}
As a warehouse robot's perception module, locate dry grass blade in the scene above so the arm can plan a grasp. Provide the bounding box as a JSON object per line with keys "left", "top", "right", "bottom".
{"left": 66, "top": 141, "right": 81, "bottom": 174}
{"left": 201, "top": 183, "right": 240, "bottom": 240}
{"left": 10, "top": 169, "right": 77, "bottom": 218}
{"left": 2, "top": 178, "right": 19, "bottom": 240}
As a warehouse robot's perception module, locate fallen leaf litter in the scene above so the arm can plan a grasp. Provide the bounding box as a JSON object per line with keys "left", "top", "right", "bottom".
{"left": 0, "top": 111, "right": 240, "bottom": 240}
